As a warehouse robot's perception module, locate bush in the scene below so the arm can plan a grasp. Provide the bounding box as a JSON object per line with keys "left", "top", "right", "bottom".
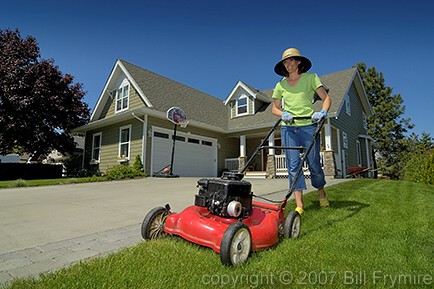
{"left": 132, "top": 155, "right": 144, "bottom": 175}
{"left": 11, "top": 179, "right": 28, "bottom": 187}
{"left": 404, "top": 150, "right": 434, "bottom": 185}
{"left": 105, "top": 164, "right": 137, "bottom": 180}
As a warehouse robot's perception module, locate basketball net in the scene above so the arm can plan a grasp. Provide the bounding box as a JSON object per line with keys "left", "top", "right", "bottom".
{"left": 179, "top": 120, "right": 189, "bottom": 128}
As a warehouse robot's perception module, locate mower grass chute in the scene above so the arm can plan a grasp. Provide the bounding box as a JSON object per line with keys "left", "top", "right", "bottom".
{"left": 141, "top": 118, "right": 325, "bottom": 266}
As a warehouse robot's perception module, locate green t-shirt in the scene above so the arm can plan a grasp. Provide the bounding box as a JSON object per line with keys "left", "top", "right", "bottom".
{"left": 272, "top": 73, "right": 323, "bottom": 126}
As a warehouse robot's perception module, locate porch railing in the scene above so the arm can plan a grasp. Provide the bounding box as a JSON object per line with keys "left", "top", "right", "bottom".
{"left": 275, "top": 155, "right": 287, "bottom": 171}
{"left": 224, "top": 158, "right": 239, "bottom": 172}
{"left": 224, "top": 152, "right": 324, "bottom": 175}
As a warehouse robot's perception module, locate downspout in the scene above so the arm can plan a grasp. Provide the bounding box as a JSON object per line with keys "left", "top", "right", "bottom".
{"left": 82, "top": 132, "right": 87, "bottom": 169}
{"left": 132, "top": 112, "right": 147, "bottom": 174}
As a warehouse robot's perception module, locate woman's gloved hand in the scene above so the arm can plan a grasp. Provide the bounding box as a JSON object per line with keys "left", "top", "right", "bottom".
{"left": 281, "top": 111, "right": 293, "bottom": 124}
{"left": 312, "top": 110, "right": 327, "bottom": 123}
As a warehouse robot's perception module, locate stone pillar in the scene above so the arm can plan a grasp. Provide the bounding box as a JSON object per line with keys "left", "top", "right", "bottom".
{"left": 266, "top": 155, "right": 276, "bottom": 179}
{"left": 323, "top": 150, "right": 336, "bottom": 177}
{"left": 238, "top": 156, "right": 248, "bottom": 173}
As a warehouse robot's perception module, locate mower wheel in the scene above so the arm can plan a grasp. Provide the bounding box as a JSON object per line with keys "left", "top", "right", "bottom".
{"left": 220, "top": 222, "right": 252, "bottom": 266}
{"left": 141, "top": 206, "right": 169, "bottom": 240}
{"left": 283, "top": 210, "right": 301, "bottom": 238}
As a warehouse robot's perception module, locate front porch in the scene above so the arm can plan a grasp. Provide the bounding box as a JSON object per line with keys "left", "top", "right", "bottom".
{"left": 224, "top": 154, "right": 318, "bottom": 179}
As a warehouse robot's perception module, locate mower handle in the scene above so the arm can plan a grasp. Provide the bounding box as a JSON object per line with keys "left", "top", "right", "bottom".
{"left": 238, "top": 116, "right": 324, "bottom": 175}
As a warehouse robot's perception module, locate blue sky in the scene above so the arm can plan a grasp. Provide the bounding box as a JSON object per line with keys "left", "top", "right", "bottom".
{"left": 2, "top": 0, "right": 433, "bottom": 137}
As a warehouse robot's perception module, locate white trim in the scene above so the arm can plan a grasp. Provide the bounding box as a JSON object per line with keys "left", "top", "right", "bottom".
{"left": 359, "top": 134, "right": 374, "bottom": 141}
{"left": 115, "top": 80, "right": 130, "bottom": 113}
{"left": 236, "top": 94, "right": 249, "bottom": 116}
{"left": 268, "top": 132, "right": 275, "bottom": 155}
{"left": 364, "top": 137, "right": 372, "bottom": 177}
{"left": 356, "top": 140, "right": 362, "bottom": 167}
{"left": 240, "top": 135, "right": 246, "bottom": 157}
{"left": 224, "top": 81, "right": 254, "bottom": 105}
{"left": 91, "top": 132, "right": 102, "bottom": 162}
{"left": 118, "top": 124, "right": 132, "bottom": 159}
{"left": 90, "top": 60, "right": 153, "bottom": 121}
{"left": 324, "top": 118, "right": 332, "bottom": 150}
{"left": 117, "top": 61, "right": 153, "bottom": 108}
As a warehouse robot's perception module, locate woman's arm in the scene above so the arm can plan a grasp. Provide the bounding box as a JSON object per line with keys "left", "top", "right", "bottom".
{"left": 316, "top": 86, "right": 331, "bottom": 112}
{"left": 272, "top": 99, "right": 283, "bottom": 117}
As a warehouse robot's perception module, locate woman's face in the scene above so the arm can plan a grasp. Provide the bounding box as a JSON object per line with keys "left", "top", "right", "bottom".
{"left": 283, "top": 57, "right": 301, "bottom": 74}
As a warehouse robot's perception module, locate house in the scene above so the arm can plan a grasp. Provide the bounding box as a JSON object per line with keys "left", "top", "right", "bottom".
{"left": 72, "top": 59, "right": 374, "bottom": 178}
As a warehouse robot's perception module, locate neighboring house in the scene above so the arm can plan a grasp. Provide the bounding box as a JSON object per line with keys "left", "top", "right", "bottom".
{"left": 72, "top": 59, "right": 374, "bottom": 178}
{"left": 0, "top": 154, "right": 20, "bottom": 163}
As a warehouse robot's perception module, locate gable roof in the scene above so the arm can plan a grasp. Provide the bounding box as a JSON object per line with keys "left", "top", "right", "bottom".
{"left": 90, "top": 59, "right": 230, "bottom": 130}
{"left": 224, "top": 80, "right": 271, "bottom": 105}
{"left": 225, "top": 68, "right": 372, "bottom": 132}
{"left": 319, "top": 67, "right": 372, "bottom": 117}
{"left": 78, "top": 61, "right": 371, "bottom": 134}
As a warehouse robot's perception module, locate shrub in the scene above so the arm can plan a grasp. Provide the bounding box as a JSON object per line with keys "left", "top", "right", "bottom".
{"left": 404, "top": 150, "right": 434, "bottom": 185}
{"left": 133, "top": 155, "right": 145, "bottom": 176}
{"left": 105, "top": 164, "right": 137, "bottom": 180}
{"left": 11, "top": 179, "right": 28, "bottom": 187}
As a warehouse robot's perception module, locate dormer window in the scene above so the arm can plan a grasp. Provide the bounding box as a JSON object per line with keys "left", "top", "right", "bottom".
{"left": 345, "top": 94, "right": 351, "bottom": 116}
{"left": 116, "top": 80, "right": 129, "bottom": 112}
{"left": 236, "top": 94, "right": 248, "bottom": 115}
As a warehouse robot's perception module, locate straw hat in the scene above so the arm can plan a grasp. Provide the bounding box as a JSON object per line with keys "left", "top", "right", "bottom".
{"left": 274, "top": 48, "right": 312, "bottom": 76}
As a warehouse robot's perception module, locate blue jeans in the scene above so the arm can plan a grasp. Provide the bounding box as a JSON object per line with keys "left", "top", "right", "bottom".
{"left": 281, "top": 124, "right": 326, "bottom": 191}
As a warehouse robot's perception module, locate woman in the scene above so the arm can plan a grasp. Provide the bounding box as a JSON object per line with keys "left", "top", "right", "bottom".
{"left": 272, "top": 48, "right": 331, "bottom": 215}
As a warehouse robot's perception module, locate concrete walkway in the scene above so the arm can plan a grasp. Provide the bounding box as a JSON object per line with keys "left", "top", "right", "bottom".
{"left": 0, "top": 176, "right": 348, "bottom": 285}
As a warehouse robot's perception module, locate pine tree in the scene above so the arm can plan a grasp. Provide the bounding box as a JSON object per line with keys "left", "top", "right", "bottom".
{"left": 357, "top": 63, "right": 414, "bottom": 179}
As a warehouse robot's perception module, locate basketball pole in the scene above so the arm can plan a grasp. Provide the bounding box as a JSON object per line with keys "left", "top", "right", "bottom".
{"left": 169, "top": 122, "right": 177, "bottom": 176}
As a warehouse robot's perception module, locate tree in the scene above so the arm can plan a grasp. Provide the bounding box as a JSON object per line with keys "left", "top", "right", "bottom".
{"left": 357, "top": 63, "right": 414, "bottom": 179}
{"left": 0, "top": 29, "right": 90, "bottom": 161}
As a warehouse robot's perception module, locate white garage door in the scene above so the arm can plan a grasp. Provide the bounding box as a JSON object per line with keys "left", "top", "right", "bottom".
{"left": 151, "top": 127, "right": 217, "bottom": 177}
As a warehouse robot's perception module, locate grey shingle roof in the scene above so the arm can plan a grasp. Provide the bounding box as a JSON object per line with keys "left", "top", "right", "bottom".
{"left": 121, "top": 60, "right": 230, "bottom": 129}
{"left": 225, "top": 68, "right": 359, "bottom": 131}
{"left": 121, "top": 60, "right": 358, "bottom": 131}
{"left": 318, "top": 67, "right": 357, "bottom": 114}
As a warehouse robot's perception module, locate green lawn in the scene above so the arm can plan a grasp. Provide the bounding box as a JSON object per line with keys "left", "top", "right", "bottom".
{"left": 3, "top": 179, "right": 433, "bottom": 289}
{"left": 0, "top": 177, "right": 105, "bottom": 189}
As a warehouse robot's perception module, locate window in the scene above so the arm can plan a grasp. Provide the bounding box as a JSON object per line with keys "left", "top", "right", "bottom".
{"left": 345, "top": 94, "right": 351, "bottom": 116}
{"left": 202, "top": 140, "right": 212, "bottom": 146}
{"left": 115, "top": 81, "right": 129, "bottom": 112}
{"left": 342, "top": 131, "right": 348, "bottom": 149}
{"left": 356, "top": 140, "right": 362, "bottom": 166}
{"left": 92, "top": 133, "right": 102, "bottom": 162}
{"left": 236, "top": 94, "right": 248, "bottom": 115}
{"left": 154, "top": 132, "right": 169, "bottom": 139}
{"left": 188, "top": 138, "right": 200, "bottom": 144}
{"left": 119, "top": 125, "right": 131, "bottom": 159}
{"left": 362, "top": 112, "right": 368, "bottom": 130}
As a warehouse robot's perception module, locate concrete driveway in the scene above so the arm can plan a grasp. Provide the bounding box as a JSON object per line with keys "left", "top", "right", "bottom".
{"left": 0, "top": 176, "right": 348, "bottom": 283}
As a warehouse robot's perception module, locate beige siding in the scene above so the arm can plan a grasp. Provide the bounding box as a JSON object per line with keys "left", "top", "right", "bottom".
{"left": 100, "top": 85, "right": 145, "bottom": 119}
{"left": 84, "top": 118, "right": 144, "bottom": 174}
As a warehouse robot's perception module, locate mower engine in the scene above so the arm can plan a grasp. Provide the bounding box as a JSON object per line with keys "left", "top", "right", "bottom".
{"left": 194, "top": 173, "right": 253, "bottom": 219}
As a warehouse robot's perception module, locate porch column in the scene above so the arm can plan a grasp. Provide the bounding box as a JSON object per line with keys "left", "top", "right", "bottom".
{"left": 324, "top": 119, "right": 332, "bottom": 150}
{"left": 268, "top": 132, "right": 275, "bottom": 155}
{"left": 238, "top": 135, "right": 247, "bottom": 172}
{"left": 323, "top": 119, "right": 336, "bottom": 177}
{"left": 266, "top": 132, "right": 276, "bottom": 178}
{"left": 240, "top": 135, "right": 246, "bottom": 157}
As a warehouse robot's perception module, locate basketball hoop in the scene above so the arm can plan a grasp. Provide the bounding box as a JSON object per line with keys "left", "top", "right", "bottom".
{"left": 167, "top": 107, "right": 188, "bottom": 128}
{"left": 157, "top": 107, "right": 189, "bottom": 178}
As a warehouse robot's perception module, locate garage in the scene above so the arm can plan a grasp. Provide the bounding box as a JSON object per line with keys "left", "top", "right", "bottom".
{"left": 151, "top": 127, "right": 218, "bottom": 177}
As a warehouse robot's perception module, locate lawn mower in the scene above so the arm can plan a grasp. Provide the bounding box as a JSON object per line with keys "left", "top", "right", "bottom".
{"left": 141, "top": 117, "right": 326, "bottom": 266}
